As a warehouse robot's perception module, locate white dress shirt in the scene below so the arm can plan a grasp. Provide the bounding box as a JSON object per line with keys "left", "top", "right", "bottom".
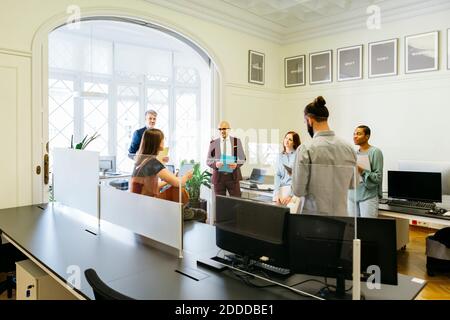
{"left": 220, "top": 137, "right": 232, "bottom": 157}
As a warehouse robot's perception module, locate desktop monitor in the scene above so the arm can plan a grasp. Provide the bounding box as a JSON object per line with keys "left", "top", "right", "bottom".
{"left": 215, "top": 195, "right": 290, "bottom": 268}
{"left": 165, "top": 164, "right": 175, "bottom": 174}
{"left": 249, "top": 168, "right": 266, "bottom": 183}
{"left": 179, "top": 163, "right": 194, "bottom": 177}
{"left": 99, "top": 156, "right": 116, "bottom": 173}
{"left": 288, "top": 215, "right": 398, "bottom": 286}
{"left": 398, "top": 160, "right": 450, "bottom": 195}
{"left": 388, "top": 170, "right": 442, "bottom": 203}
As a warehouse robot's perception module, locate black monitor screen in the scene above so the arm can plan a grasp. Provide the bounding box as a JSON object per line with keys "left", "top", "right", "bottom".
{"left": 215, "top": 195, "right": 290, "bottom": 268}
{"left": 249, "top": 169, "right": 265, "bottom": 183}
{"left": 289, "top": 215, "right": 397, "bottom": 285}
{"left": 388, "top": 171, "right": 442, "bottom": 202}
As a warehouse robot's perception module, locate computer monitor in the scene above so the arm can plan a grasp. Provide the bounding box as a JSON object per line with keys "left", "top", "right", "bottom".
{"left": 249, "top": 168, "right": 266, "bottom": 183}
{"left": 215, "top": 195, "right": 290, "bottom": 269}
{"left": 165, "top": 164, "right": 175, "bottom": 174}
{"left": 288, "top": 215, "right": 398, "bottom": 288}
{"left": 179, "top": 163, "right": 194, "bottom": 177}
{"left": 398, "top": 160, "right": 450, "bottom": 195}
{"left": 99, "top": 156, "right": 116, "bottom": 174}
{"left": 388, "top": 170, "right": 442, "bottom": 203}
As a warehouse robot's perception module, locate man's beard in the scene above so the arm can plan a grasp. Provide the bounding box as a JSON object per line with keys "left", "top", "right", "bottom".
{"left": 307, "top": 123, "right": 314, "bottom": 138}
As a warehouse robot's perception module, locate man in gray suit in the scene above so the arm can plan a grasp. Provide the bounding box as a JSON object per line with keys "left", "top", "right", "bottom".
{"left": 207, "top": 121, "right": 246, "bottom": 197}
{"left": 292, "top": 96, "right": 357, "bottom": 216}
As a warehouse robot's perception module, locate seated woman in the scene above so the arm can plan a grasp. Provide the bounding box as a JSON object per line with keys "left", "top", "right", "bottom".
{"left": 130, "top": 128, "right": 192, "bottom": 203}
{"left": 273, "top": 131, "right": 301, "bottom": 206}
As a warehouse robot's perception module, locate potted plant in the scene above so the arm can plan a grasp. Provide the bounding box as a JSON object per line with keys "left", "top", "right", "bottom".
{"left": 184, "top": 161, "right": 211, "bottom": 210}
{"left": 70, "top": 132, "right": 100, "bottom": 150}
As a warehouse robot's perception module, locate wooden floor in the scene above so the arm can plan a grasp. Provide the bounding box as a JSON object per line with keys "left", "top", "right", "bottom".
{"left": 398, "top": 225, "right": 450, "bottom": 300}
{"left": 1, "top": 225, "right": 449, "bottom": 300}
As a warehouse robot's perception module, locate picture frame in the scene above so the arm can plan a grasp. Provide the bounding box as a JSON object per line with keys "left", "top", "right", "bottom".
{"left": 337, "top": 45, "right": 363, "bottom": 81}
{"left": 368, "top": 38, "right": 398, "bottom": 78}
{"left": 405, "top": 31, "right": 439, "bottom": 74}
{"left": 447, "top": 29, "right": 449, "bottom": 70}
{"left": 248, "top": 50, "right": 265, "bottom": 85}
{"left": 309, "top": 50, "right": 332, "bottom": 85}
{"left": 285, "top": 55, "right": 305, "bottom": 87}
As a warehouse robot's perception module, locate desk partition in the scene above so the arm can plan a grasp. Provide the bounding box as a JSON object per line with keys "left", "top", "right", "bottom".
{"left": 100, "top": 185, "right": 183, "bottom": 255}
{"left": 100, "top": 154, "right": 184, "bottom": 256}
{"left": 52, "top": 148, "right": 99, "bottom": 218}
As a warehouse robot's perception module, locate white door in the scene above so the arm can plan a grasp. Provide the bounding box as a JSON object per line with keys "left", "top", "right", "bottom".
{"left": 0, "top": 52, "right": 33, "bottom": 209}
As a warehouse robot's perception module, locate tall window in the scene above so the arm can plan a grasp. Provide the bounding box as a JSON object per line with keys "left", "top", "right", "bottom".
{"left": 48, "top": 20, "right": 211, "bottom": 173}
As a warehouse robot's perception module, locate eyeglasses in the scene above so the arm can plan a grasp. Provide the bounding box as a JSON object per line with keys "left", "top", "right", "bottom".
{"left": 218, "top": 128, "right": 230, "bottom": 131}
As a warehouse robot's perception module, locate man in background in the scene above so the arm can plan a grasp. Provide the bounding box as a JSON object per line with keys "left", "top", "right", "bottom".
{"left": 128, "top": 109, "right": 158, "bottom": 157}
{"left": 351, "top": 125, "right": 383, "bottom": 217}
{"left": 207, "top": 121, "right": 246, "bottom": 197}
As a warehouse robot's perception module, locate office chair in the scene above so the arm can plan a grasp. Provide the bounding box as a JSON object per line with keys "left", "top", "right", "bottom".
{"left": 0, "top": 234, "right": 27, "bottom": 299}
{"left": 84, "top": 269, "right": 134, "bottom": 300}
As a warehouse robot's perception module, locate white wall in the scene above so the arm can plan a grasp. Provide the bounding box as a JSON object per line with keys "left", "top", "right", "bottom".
{"left": 281, "top": 9, "right": 450, "bottom": 191}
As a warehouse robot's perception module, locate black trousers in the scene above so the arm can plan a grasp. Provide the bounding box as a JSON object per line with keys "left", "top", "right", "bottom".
{"left": 213, "top": 173, "right": 241, "bottom": 197}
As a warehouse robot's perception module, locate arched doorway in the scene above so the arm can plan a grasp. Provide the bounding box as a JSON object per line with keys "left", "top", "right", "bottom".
{"left": 31, "top": 13, "right": 222, "bottom": 203}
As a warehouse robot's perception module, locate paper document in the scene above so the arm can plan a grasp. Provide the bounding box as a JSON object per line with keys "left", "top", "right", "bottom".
{"left": 357, "top": 154, "right": 371, "bottom": 183}
{"left": 157, "top": 147, "right": 169, "bottom": 162}
{"left": 219, "top": 155, "right": 236, "bottom": 173}
{"left": 357, "top": 154, "right": 371, "bottom": 171}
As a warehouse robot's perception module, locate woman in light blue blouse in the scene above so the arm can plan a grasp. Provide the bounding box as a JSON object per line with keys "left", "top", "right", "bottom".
{"left": 273, "top": 131, "right": 301, "bottom": 205}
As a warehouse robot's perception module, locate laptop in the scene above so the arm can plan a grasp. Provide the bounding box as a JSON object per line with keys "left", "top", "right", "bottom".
{"left": 240, "top": 168, "right": 266, "bottom": 188}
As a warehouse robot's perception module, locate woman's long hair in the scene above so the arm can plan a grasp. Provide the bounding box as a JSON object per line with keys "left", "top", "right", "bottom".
{"left": 135, "top": 128, "right": 164, "bottom": 166}
{"left": 282, "top": 131, "right": 301, "bottom": 153}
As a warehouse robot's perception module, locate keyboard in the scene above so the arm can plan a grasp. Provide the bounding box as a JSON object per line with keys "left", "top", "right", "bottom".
{"left": 252, "top": 260, "right": 291, "bottom": 276}
{"left": 384, "top": 199, "right": 436, "bottom": 210}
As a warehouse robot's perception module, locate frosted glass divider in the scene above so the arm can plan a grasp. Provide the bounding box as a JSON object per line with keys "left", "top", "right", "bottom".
{"left": 53, "top": 148, "right": 99, "bottom": 218}
{"left": 100, "top": 185, "right": 183, "bottom": 254}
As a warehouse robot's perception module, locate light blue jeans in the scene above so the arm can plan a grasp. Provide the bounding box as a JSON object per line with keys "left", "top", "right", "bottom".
{"left": 348, "top": 196, "right": 379, "bottom": 218}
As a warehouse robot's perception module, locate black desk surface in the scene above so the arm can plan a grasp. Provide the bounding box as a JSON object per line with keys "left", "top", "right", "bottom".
{"left": 0, "top": 204, "right": 426, "bottom": 300}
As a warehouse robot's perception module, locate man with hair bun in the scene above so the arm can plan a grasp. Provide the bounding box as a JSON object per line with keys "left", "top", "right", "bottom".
{"left": 292, "top": 96, "right": 357, "bottom": 216}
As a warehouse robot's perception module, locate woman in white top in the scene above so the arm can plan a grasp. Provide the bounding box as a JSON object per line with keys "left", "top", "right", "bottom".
{"left": 273, "top": 131, "right": 301, "bottom": 205}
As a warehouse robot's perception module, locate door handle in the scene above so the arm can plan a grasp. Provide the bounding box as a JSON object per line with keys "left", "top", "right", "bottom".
{"left": 44, "top": 154, "right": 49, "bottom": 185}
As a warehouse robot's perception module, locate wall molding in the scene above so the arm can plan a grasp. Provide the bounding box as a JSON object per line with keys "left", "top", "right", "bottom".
{"left": 143, "top": 0, "right": 450, "bottom": 45}
{"left": 225, "top": 82, "right": 282, "bottom": 95}
{"left": 281, "top": 72, "right": 450, "bottom": 100}
{"left": 0, "top": 47, "right": 31, "bottom": 58}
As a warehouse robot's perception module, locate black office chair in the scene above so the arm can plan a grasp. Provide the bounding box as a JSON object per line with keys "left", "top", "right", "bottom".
{"left": 0, "top": 233, "right": 28, "bottom": 299}
{"left": 84, "top": 269, "right": 134, "bottom": 300}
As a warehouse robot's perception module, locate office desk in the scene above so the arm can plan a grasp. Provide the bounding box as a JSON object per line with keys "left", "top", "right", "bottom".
{"left": 0, "top": 204, "right": 307, "bottom": 300}
{"left": 379, "top": 204, "right": 450, "bottom": 227}
{"left": 0, "top": 204, "right": 426, "bottom": 300}
{"left": 240, "top": 185, "right": 274, "bottom": 203}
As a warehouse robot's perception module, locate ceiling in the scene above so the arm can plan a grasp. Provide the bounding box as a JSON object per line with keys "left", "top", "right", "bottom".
{"left": 144, "top": 0, "right": 450, "bottom": 44}
{"left": 221, "top": 0, "right": 385, "bottom": 28}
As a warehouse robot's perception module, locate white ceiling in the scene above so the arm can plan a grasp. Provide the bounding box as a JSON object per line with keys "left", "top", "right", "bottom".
{"left": 221, "top": 0, "right": 385, "bottom": 28}
{"left": 144, "top": 0, "right": 450, "bottom": 44}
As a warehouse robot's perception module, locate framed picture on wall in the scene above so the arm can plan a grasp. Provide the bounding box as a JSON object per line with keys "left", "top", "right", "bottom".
{"left": 309, "top": 50, "right": 332, "bottom": 84}
{"left": 368, "top": 38, "right": 398, "bottom": 78}
{"left": 248, "top": 50, "right": 265, "bottom": 85}
{"left": 405, "top": 31, "right": 439, "bottom": 74}
{"left": 285, "top": 55, "right": 305, "bottom": 87}
{"left": 447, "top": 29, "right": 449, "bottom": 70}
{"left": 337, "top": 45, "right": 363, "bottom": 81}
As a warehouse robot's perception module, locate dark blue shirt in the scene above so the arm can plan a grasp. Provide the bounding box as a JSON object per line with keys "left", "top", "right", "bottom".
{"left": 128, "top": 126, "right": 146, "bottom": 156}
